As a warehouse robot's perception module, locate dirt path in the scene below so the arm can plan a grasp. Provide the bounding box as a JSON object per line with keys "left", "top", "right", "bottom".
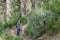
{"left": 20, "top": 24, "right": 30, "bottom": 40}
{"left": 0, "top": 24, "right": 30, "bottom": 40}
{"left": 11, "top": 24, "right": 30, "bottom": 40}
{"left": 0, "top": 37, "right": 3, "bottom": 40}
{"left": 37, "top": 32, "right": 60, "bottom": 40}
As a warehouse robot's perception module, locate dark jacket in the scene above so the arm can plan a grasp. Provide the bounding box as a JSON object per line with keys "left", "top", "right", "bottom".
{"left": 16, "top": 22, "right": 21, "bottom": 29}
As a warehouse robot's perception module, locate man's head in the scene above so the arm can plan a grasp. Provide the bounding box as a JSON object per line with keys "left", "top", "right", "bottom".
{"left": 18, "top": 20, "right": 20, "bottom": 23}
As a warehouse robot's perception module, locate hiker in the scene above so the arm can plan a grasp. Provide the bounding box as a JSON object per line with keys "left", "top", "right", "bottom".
{"left": 16, "top": 20, "right": 21, "bottom": 36}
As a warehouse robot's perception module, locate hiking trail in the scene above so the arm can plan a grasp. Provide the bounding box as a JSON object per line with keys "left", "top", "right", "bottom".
{"left": 11, "top": 24, "right": 30, "bottom": 40}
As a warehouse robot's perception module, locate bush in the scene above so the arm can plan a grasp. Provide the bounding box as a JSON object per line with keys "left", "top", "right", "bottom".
{"left": 42, "top": 0, "right": 60, "bottom": 16}
{"left": 3, "top": 35, "right": 23, "bottom": 40}
{"left": 0, "top": 17, "right": 19, "bottom": 34}
{"left": 45, "top": 14, "right": 56, "bottom": 35}
{"left": 4, "top": 35, "right": 13, "bottom": 40}
{"left": 41, "top": 0, "right": 60, "bottom": 35}
{"left": 20, "top": 16, "right": 27, "bottom": 25}
{"left": 0, "top": 0, "right": 21, "bottom": 33}
{"left": 24, "top": 8, "right": 54, "bottom": 39}
{"left": 1, "top": 32, "right": 23, "bottom": 40}
{"left": 14, "top": 36, "right": 23, "bottom": 40}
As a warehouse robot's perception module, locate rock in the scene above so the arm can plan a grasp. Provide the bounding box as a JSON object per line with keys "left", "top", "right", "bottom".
{"left": 37, "top": 37, "right": 46, "bottom": 40}
{"left": 4, "top": 28, "right": 11, "bottom": 35}
{"left": 0, "top": 37, "right": 3, "bottom": 40}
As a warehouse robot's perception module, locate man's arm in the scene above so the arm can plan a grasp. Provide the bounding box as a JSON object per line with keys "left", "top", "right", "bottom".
{"left": 20, "top": 23, "right": 22, "bottom": 31}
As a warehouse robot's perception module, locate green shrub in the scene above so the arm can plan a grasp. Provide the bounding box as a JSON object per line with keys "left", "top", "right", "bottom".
{"left": 0, "top": 0, "right": 21, "bottom": 34}
{"left": 14, "top": 36, "right": 23, "bottom": 40}
{"left": 1, "top": 32, "right": 23, "bottom": 40}
{"left": 42, "top": 0, "right": 60, "bottom": 16}
{"left": 42, "top": 0, "right": 60, "bottom": 35}
{"left": 20, "top": 16, "right": 27, "bottom": 25}
{"left": 24, "top": 8, "right": 54, "bottom": 39}
{"left": 0, "top": 17, "right": 19, "bottom": 34}
{"left": 45, "top": 14, "right": 56, "bottom": 35}
{"left": 2, "top": 35, "right": 23, "bottom": 40}
{"left": 4, "top": 35, "right": 13, "bottom": 40}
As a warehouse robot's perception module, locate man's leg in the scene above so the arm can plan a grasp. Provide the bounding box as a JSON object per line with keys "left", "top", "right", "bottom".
{"left": 18, "top": 29, "right": 20, "bottom": 35}
{"left": 17, "top": 29, "right": 20, "bottom": 36}
{"left": 16, "top": 29, "right": 18, "bottom": 35}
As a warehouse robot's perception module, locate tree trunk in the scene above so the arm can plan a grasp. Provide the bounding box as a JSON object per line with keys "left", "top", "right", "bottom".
{"left": 30, "top": 0, "right": 35, "bottom": 10}
{"left": 6, "top": 0, "right": 11, "bottom": 22}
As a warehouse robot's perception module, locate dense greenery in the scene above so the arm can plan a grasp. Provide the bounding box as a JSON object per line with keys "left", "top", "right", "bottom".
{"left": 43, "top": 0, "right": 60, "bottom": 16}
{"left": 20, "top": 16, "right": 27, "bottom": 25}
{"left": 0, "top": 0, "right": 60, "bottom": 40}
{"left": 25, "top": 8, "right": 55, "bottom": 39}
{"left": 41, "top": 0, "right": 60, "bottom": 35}
{"left": 0, "top": 0, "right": 21, "bottom": 33}
{"left": 1, "top": 32, "right": 23, "bottom": 40}
{"left": 37, "top": 0, "right": 60, "bottom": 35}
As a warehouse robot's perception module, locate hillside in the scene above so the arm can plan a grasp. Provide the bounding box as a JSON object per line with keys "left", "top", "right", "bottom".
{"left": 0, "top": 0, "right": 60, "bottom": 40}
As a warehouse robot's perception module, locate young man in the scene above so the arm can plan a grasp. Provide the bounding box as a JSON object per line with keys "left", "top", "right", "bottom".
{"left": 16, "top": 20, "right": 21, "bottom": 36}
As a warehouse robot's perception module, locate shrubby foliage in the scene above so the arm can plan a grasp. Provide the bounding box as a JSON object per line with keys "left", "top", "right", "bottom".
{"left": 42, "top": 0, "right": 60, "bottom": 16}
{"left": 0, "top": 0, "right": 21, "bottom": 33}
{"left": 1, "top": 32, "right": 23, "bottom": 40}
{"left": 25, "top": 8, "right": 55, "bottom": 39}
{"left": 20, "top": 16, "right": 27, "bottom": 25}
{"left": 37, "top": 0, "right": 60, "bottom": 35}
{"left": 41, "top": 0, "right": 60, "bottom": 35}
